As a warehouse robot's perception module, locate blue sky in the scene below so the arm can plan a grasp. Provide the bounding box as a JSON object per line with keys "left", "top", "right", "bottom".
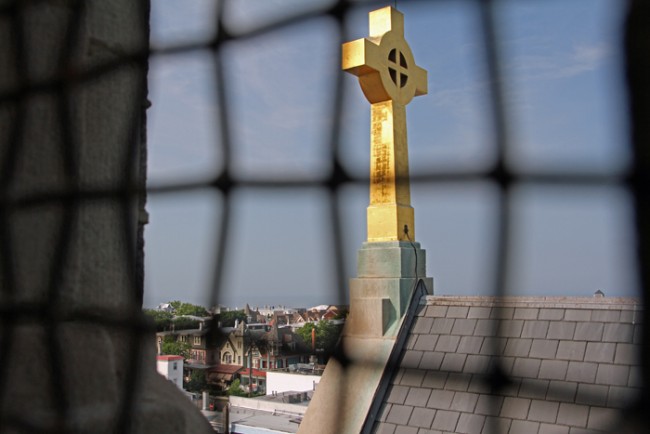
{"left": 143, "top": 0, "right": 635, "bottom": 309}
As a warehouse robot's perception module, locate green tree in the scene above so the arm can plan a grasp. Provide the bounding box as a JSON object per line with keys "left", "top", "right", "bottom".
{"left": 169, "top": 300, "right": 209, "bottom": 317}
{"left": 172, "top": 317, "right": 201, "bottom": 330}
{"left": 220, "top": 310, "right": 247, "bottom": 327}
{"left": 143, "top": 309, "right": 173, "bottom": 331}
{"left": 185, "top": 369, "right": 207, "bottom": 392}
{"left": 161, "top": 335, "right": 192, "bottom": 359}
{"left": 227, "top": 379, "right": 247, "bottom": 397}
{"left": 296, "top": 320, "right": 343, "bottom": 356}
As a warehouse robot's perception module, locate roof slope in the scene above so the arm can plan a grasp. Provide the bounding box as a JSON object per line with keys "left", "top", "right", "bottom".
{"left": 372, "top": 296, "right": 642, "bottom": 434}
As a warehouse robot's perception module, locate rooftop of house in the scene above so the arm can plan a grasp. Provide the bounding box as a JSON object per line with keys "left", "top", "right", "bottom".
{"left": 370, "top": 295, "right": 642, "bottom": 434}
{"left": 156, "top": 355, "right": 183, "bottom": 361}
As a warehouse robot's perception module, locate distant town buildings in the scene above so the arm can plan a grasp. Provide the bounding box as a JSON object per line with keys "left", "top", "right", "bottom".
{"left": 152, "top": 302, "right": 345, "bottom": 395}
{"left": 156, "top": 355, "right": 184, "bottom": 390}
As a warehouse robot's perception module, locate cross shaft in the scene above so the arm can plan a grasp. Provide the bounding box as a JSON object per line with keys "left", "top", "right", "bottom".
{"left": 342, "top": 7, "right": 428, "bottom": 242}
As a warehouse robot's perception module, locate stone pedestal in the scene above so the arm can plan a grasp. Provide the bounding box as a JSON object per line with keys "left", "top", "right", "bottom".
{"left": 299, "top": 242, "right": 432, "bottom": 434}
{"left": 347, "top": 242, "right": 433, "bottom": 337}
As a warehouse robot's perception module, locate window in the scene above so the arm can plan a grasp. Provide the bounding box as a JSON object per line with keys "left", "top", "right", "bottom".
{"left": 193, "top": 336, "right": 201, "bottom": 345}
{"left": 223, "top": 352, "right": 232, "bottom": 364}
{"left": 173, "top": 362, "right": 177, "bottom": 371}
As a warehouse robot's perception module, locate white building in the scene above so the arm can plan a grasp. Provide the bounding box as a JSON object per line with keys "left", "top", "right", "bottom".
{"left": 266, "top": 371, "right": 320, "bottom": 396}
{"left": 156, "top": 355, "right": 184, "bottom": 390}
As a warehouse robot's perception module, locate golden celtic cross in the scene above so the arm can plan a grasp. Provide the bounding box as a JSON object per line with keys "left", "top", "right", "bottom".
{"left": 342, "top": 6, "right": 427, "bottom": 242}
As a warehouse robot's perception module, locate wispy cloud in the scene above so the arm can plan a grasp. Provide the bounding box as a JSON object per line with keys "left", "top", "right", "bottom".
{"left": 509, "top": 42, "right": 610, "bottom": 82}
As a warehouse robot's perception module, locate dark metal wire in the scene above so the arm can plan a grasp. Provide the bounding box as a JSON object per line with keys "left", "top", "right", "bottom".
{"left": 0, "top": 0, "right": 646, "bottom": 432}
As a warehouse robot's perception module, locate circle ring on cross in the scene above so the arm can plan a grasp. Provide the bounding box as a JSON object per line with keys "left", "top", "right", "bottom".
{"left": 377, "top": 31, "right": 417, "bottom": 105}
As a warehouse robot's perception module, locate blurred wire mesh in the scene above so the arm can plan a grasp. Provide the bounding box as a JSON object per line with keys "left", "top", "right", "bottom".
{"left": 1, "top": 0, "right": 648, "bottom": 432}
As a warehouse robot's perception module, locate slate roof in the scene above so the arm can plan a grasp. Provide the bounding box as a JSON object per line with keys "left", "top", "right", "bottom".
{"left": 372, "top": 296, "right": 642, "bottom": 434}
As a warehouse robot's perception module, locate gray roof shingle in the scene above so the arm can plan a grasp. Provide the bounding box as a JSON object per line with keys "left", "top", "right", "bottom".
{"left": 371, "top": 296, "right": 642, "bottom": 434}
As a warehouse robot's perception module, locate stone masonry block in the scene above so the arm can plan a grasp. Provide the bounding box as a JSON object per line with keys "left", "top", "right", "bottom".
{"left": 431, "top": 317, "right": 455, "bottom": 334}
{"left": 457, "top": 336, "right": 484, "bottom": 354}
{"left": 474, "top": 319, "right": 498, "bottom": 337}
{"left": 475, "top": 395, "right": 504, "bottom": 416}
{"left": 386, "top": 404, "right": 414, "bottom": 425}
{"left": 587, "top": 406, "right": 619, "bottom": 430}
{"left": 435, "top": 335, "right": 461, "bottom": 352}
{"left": 350, "top": 277, "right": 423, "bottom": 328}
{"left": 528, "top": 400, "right": 559, "bottom": 423}
{"left": 401, "top": 350, "right": 423, "bottom": 369}
{"left": 514, "top": 308, "right": 539, "bottom": 320}
{"left": 539, "top": 423, "right": 569, "bottom": 434}
{"left": 619, "top": 309, "right": 638, "bottom": 323}
{"left": 614, "top": 343, "right": 638, "bottom": 365}
{"left": 456, "top": 413, "right": 485, "bottom": 434}
{"left": 511, "top": 358, "right": 541, "bottom": 379}
{"left": 450, "top": 392, "right": 479, "bottom": 412}
{"left": 565, "top": 309, "right": 591, "bottom": 321}
{"left": 547, "top": 322, "right": 576, "bottom": 340}
{"left": 394, "top": 426, "right": 417, "bottom": 434}
{"left": 414, "top": 334, "right": 439, "bottom": 351}
{"left": 522, "top": 321, "right": 550, "bottom": 339}
{"left": 602, "top": 323, "right": 634, "bottom": 343}
{"left": 427, "top": 389, "right": 455, "bottom": 410}
{"left": 412, "top": 316, "right": 434, "bottom": 334}
{"left": 629, "top": 365, "right": 641, "bottom": 387}
{"left": 468, "top": 307, "right": 491, "bottom": 319}
{"left": 566, "top": 362, "right": 598, "bottom": 383}
{"left": 556, "top": 341, "right": 586, "bottom": 361}
{"left": 400, "top": 368, "right": 426, "bottom": 387}
{"left": 634, "top": 324, "right": 642, "bottom": 344}
{"left": 500, "top": 397, "right": 531, "bottom": 419}
{"left": 530, "top": 339, "right": 559, "bottom": 359}
{"left": 595, "top": 364, "right": 629, "bottom": 386}
{"left": 357, "top": 241, "right": 427, "bottom": 278}
{"left": 451, "top": 318, "right": 477, "bottom": 335}
{"left": 575, "top": 384, "right": 608, "bottom": 406}
{"left": 539, "top": 360, "right": 568, "bottom": 380}
{"left": 426, "top": 305, "right": 448, "bottom": 318}
{"left": 464, "top": 354, "right": 492, "bottom": 375}
{"left": 387, "top": 385, "right": 410, "bottom": 404}
{"left": 591, "top": 310, "right": 621, "bottom": 322}
{"left": 573, "top": 322, "right": 604, "bottom": 341}
{"left": 480, "top": 337, "right": 507, "bottom": 355}
{"left": 557, "top": 403, "right": 589, "bottom": 427}
{"left": 501, "top": 320, "right": 524, "bottom": 338}
{"left": 584, "top": 342, "right": 615, "bottom": 363}
{"left": 440, "top": 353, "right": 467, "bottom": 373}
{"left": 607, "top": 386, "right": 638, "bottom": 408}
{"left": 547, "top": 381, "right": 577, "bottom": 403}
{"left": 447, "top": 306, "right": 470, "bottom": 318}
{"left": 504, "top": 338, "right": 533, "bottom": 357}
{"left": 347, "top": 296, "right": 393, "bottom": 337}
{"left": 405, "top": 387, "right": 432, "bottom": 407}
{"left": 539, "top": 309, "right": 565, "bottom": 320}
{"left": 419, "top": 352, "right": 444, "bottom": 370}
{"left": 510, "top": 420, "right": 540, "bottom": 434}
{"left": 485, "top": 416, "right": 512, "bottom": 433}
{"left": 491, "top": 307, "right": 514, "bottom": 319}
{"left": 445, "top": 373, "right": 472, "bottom": 391}
{"left": 409, "top": 407, "right": 436, "bottom": 428}
{"left": 422, "top": 371, "right": 447, "bottom": 389}
{"left": 518, "top": 379, "right": 549, "bottom": 400}
{"left": 431, "top": 409, "right": 460, "bottom": 432}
